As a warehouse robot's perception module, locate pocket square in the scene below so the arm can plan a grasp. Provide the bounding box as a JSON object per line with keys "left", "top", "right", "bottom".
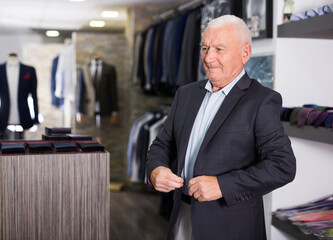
{"left": 23, "top": 73, "right": 31, "bottom": 80}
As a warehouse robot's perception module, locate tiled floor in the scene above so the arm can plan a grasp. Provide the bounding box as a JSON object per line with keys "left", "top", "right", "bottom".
{"left": 110, "top": 190, "right": 169, "bottom": 240}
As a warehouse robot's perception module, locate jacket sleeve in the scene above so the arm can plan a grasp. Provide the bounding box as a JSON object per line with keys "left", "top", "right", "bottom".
{"left": 145, "top": 88, "right": 180, "bottom": 186}
{"left": 218, "top": 91, "right": 296, "bottom": 207}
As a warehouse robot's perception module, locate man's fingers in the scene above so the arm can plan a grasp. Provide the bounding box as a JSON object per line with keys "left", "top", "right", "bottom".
{"left": 151, "top": 166, "right": 184, "bottom": 192}
{"left": 188, "top": 177, "right": 200, "bottom": 196}
{"left": 156, "top": 179, "right": 183, "bottom": 189}
{"left": 188, "top": 176, "right": 223, "bottom": 201}
{"left": 164, "top": 171, "right": 184, "bottom": 184}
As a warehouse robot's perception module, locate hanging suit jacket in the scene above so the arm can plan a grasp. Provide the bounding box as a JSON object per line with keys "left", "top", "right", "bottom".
{"left": 89, "top": 61, "right": 118, "bottom": 116}
{"left": 146, "top": 73, "right": 296, "bottom": 240}
{"left": 0, "top": 63, "right": 39, "bottom": 131}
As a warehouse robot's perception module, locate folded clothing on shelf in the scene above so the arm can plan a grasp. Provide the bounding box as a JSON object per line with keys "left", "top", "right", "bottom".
{"left": 45, "top": 127, "right": 72, "bottom": 136}
{"left": 53, "top": 142, "right": 78, "bottom": 153}
{"left": 78, "top": 142, "right": 105, "bottom": 152}
{"left": 0, "top": 140, "right": 106, "bottom": 155}
{"left": 1, "top": 144, "right": 26, "bottom": 154}
{"left": 67, "top": 134, "right": 93, "bottom": 140}
{"left": 274, "top": 194, "right": 333, "bottom": 238}
{"left": 42, "top": 134, "right": 71, "bottom": 141}
{"left": 27, "top": 142, "right": 53, "bottom": 153}
{"left": 290, "top": 4, "right": 333, "bottom": 21}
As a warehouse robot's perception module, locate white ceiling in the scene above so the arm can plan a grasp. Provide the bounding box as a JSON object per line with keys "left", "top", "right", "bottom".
{"left": 0, "top": 0, "right": 191, "bottom": 31}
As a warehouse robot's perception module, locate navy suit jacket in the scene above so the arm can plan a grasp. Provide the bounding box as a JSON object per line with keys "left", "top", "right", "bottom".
{"left": 146, "top": 73, "right": 296, "bottom": 240}
{"left": 0, "top": 63, "right": 39, "bottom": 131}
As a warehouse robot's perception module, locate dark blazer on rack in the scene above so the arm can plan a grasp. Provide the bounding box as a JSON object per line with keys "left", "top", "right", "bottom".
{"left": 0, "top": 63, "right": 39, "bottom": 131}
{"left": 96, "top": 62, "right": 118, "bottom": 116}
{"left": 146, "top": 73, "right": 296, "bottom": 240}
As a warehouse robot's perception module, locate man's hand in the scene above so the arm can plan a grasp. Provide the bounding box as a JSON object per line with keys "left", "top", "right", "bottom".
{"left": 150, "top": 166, "right": 184, "bottom": 192}
{"left": 189, "top": 176, "right": 223, "bottom": 202}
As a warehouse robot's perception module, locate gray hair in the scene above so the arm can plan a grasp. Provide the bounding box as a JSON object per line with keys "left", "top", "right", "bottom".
{"left": 206, "top": 15, "right": 252, "bottom": 45}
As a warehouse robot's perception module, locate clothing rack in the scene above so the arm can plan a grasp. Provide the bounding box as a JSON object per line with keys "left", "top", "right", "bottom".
{"left": 152, "top": 0, "right": 213, "bottom": 22}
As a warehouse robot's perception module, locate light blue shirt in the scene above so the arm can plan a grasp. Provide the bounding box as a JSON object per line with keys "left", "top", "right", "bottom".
{"left": 182, "top": 69, "right": 245, "bottom": 194}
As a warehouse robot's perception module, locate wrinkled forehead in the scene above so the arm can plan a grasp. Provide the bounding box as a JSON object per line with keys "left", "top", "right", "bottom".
{"left": 202, "top": 25, "right": 237, "bottom": 45}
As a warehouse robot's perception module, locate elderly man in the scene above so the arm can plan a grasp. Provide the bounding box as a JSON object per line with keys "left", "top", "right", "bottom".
{"left": 146, "top": 15, "right": 296, "bottom": 240}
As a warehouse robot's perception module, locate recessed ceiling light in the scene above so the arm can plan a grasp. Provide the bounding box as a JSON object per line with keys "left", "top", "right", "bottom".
{"left": 69, "top": 0, "right": 85, "bottom": 2}
{"left": 89, "top": 20, "right": 105, "bottom": 28}
{"left": 46, "top": 30, "right": 60, "bottom": 37}
{"left": 101, "top": 11, "right": 119, "bottom": 18}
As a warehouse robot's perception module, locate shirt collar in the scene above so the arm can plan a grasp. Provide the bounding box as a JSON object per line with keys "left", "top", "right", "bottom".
{"left": 91, "top": 59, "right": 102, "bottom": 65}
{"left": 205, "top": 69, "right": 245, "bottom": 95}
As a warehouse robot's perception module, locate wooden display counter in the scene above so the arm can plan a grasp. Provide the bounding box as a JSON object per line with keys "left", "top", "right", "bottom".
{"left": 0, "top": 151, "right": 110, "bottom": 240}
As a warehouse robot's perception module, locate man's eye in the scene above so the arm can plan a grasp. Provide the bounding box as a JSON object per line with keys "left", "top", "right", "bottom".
{"left": 217, "top": 48, "right": 222, "bottom": 51}
{"left": 202, "top": 47, "right": 207, "bottom": 52}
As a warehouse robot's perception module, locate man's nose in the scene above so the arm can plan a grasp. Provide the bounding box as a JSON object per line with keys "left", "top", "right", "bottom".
{"left": 203, "top": 49, "right": 216, "bottom": 63}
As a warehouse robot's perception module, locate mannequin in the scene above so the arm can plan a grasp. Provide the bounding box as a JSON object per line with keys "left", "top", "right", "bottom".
{"left": 8, "top": 53, "right": 19, "bottom": 64}
{"left": 0, "top": 53, "right": 39, "bottom": 139}
{"left": 89, "top": 55, "right": 118, "bottom": 126}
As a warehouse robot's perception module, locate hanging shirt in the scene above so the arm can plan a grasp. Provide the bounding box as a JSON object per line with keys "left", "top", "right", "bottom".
{"left": 6, "top": 62, "right": 20, "bottom": 124}
{"left": 55, "top": 42, "right": 76, "bottom": 101}
{"left": 182, "top": 69, "right": 245, "bottom": 195}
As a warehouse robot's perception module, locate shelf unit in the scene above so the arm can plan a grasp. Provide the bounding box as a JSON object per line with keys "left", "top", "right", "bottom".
{"left": 278, "top": 13, "right": 333, "bottom": 39}
{"left": 271, "top": 214, "right": 320, "bottom": 240}
{"left": 273, "top": 10, "right": 333, "bottom": 240}
{"left": 282, "top": 122, "right": 333, "bottom": 145}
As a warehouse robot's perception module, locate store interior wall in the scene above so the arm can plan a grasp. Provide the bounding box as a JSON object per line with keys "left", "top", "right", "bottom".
{"left": 1, "top": 1, "right": 332, "bottom": 239}
{"left": 0, "top": 32, "right": 42, "bottom": 63}
{"left": 270, "top": 0, "right": 333, "bottom": 239}
{"left": 0, "top": 3, "right": 174, "bottom": 181}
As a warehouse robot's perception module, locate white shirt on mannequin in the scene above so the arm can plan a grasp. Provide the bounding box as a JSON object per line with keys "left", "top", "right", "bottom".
{"left": 6, "top": 55, "right": 20, "bottom": 125}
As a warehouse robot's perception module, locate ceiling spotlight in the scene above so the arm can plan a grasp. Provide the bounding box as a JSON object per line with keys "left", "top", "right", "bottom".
{"left": 46, "top": 30, "right": 60, "bottom": 37}
{"left": 69, "top": 0, "right": 85, "bottom": 2}
{"left": 89, "top": 20, "right": 105, "bottom": 28}
{"left": 101, "top": 11, "right": 119, "bottom": 18}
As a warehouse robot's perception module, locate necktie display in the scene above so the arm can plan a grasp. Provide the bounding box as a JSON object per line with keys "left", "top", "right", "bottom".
{"left": 324, "top": 113, "right": 333, "bottom": 128}
{"left": 273, "top": 194, "right": 333, "bottom": 239}
{"left": 305, "top": 109, "right": 322, "bottom": 125}
{"left": 280, "top": 107, "right": 295, "bottom": 121}
{"left": 296, "top": 108, "right": 314, "bottom": 127}
{"left": 289, "top": 107, "right": 302, "bottom": 125}
{"left": 314, "top": 110, "right": 333, "bottom": 127}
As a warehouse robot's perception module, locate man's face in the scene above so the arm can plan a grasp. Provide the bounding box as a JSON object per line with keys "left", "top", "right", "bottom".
{"left": 201, "top": 24, "right": 248, "bottom": 88}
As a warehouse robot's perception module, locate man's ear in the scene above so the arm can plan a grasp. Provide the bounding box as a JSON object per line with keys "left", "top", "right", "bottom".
{"left": 241, "top": 44, "right": 252, "bottom": 64}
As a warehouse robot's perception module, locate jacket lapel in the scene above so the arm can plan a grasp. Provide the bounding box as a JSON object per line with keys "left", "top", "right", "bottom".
{"left": 199, "top": 73, "right": 252, "bottom": 152}
{"left": 0, "top": 64, "right": 9, "bottom": 97}
{"left": 178, "top": 80, "right": 207, "bottom": 165}
{"left": 18, "top": 63, "right": 23, "bottom": 96}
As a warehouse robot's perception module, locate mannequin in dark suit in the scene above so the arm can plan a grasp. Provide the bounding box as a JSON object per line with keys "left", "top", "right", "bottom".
{"left": 90, "top": 56, "right": 118, "bottom": 125}
{"left": 0, "top": 53, "right": 39, "bottom": 132}
{"left": 146, "top": 15, "right": 296, "bottom": 240}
